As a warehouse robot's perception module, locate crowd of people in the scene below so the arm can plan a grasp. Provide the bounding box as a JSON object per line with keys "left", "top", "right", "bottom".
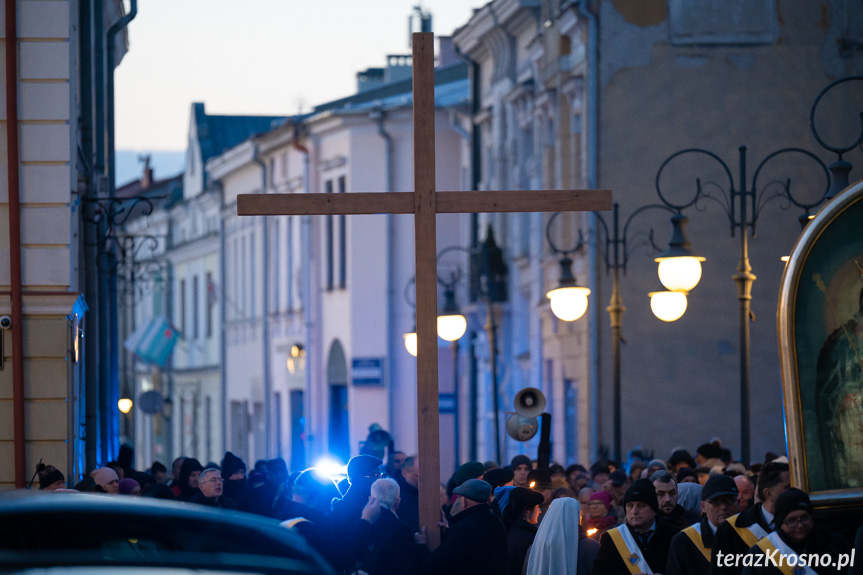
{"left": 31, "top": 440, "right": 863, "bottom": 575}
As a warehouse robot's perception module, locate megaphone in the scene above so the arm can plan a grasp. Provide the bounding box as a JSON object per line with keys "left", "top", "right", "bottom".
{"left": 506, "top": 413, "right": 539, "bottom": 441}
{"left": 513, "top": 387, "right": 546, "bottom": 418}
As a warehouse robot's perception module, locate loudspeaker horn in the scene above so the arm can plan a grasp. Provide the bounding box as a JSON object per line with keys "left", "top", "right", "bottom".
{"left": 513, "top": 387, "right": 546, "bottom": 418}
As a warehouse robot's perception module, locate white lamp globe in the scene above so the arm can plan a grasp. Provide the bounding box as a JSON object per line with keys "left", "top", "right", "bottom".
{"left": 404, "top": 332, "right": 418, "bottom": 357}
{"left": 118, "top": 398, "right": 133, "bottom": 414}
{"left": 437, "top": 314, "right": 467, "bottom": 342}
{"left": 649, "top": 289, "right": 688, "bottom": 322}
{"left": 656, "top": 256, "right": 704, "bottom": 292}
{"left": 546, "top": 286, "right": 591, "bottom": 321}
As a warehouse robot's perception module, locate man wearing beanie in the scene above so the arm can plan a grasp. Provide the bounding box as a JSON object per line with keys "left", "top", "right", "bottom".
{"left": 510, "top": 455, "right": 532, "bottom": 488}
{"left": 667, "top": 474, "right": 739, "bottom": 575}
{"left": 37, "top": 464, "right": 66, "bottom": 491}
{"left": 738, "top": 488, "right": 849, "bottom": 575}
{"left": 594, "top": 478, "right": 679, "bottom": 575}
{"left": 329, "top": 454, "right": 383, "bottom": 534}
{"left": 710, "top": 461, "right": 790, "bottom": 575}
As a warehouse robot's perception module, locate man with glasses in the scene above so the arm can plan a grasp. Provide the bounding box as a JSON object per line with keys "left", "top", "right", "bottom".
{"left": 191, "top": 466, "right": 237, "bottom": 509}
{"left": 667, "top": 475, "right": 739, "bottom": 575}
{"left": 740, "top": 488, "right": 850, "bottom": 575}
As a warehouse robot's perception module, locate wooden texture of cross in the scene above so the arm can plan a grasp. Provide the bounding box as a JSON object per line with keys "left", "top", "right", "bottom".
{"left": 237, "top": 32, "right": 611, "bottom": 549}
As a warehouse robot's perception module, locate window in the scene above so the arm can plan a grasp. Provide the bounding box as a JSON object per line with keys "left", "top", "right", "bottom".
{"left": 325, "top": 180, "right": 334, "bottom": 291}
{"left": 338, "top": 176, "right": 347, "bottom": 289}
{"left": 180, "top": 278, "right": 186, "bottom": 335}
{"left": 193, "top": 275, "right": 200, "bottom": 339}
{"left": 206, "top": 272, "right": 215, "bottom": 338}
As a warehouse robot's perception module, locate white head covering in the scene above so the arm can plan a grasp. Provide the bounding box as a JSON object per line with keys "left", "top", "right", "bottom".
{"left": 677, "top": 482, "right": 703, "bottom": 517}
{"left": 525, "top": 497, "right": 581, "bottom": 575}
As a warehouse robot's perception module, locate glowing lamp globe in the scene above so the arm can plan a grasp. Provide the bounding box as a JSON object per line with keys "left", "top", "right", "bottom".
{"left": 649, "top": 289, "right": 688, "bottom": 322}
{"left": 656, "top": 256, "right": 704, "bottom": 292}
{"left": 118, "top": 398, "right": 133, "bottom": 414}
{"left": 546, "top": 286, "right": 591, "bottom": 321}
{"left": 404, "top": 332, "right": 418, "bottom": 357}
{"left": 437, "top": 314, "right": 467, "bottom": 342}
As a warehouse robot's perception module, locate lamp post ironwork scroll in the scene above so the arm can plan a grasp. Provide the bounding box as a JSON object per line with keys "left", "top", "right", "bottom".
{"left": 655, "top": 145, "right": 831, "bottom": 465}
{"left": 546, "top": 202, "right": 694, "bottom": 463}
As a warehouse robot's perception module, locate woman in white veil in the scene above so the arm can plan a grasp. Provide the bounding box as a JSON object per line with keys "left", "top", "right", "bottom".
{"left": 524, "top": 496, "right": 599, "bottom": 575}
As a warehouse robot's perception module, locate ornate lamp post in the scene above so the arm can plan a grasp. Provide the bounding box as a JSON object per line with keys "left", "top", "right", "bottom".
{"left": 546, "top": 204, "right": 701, "bottom": 463}
{"left": 654, "top": 144, "right": 831, "bottom": 465}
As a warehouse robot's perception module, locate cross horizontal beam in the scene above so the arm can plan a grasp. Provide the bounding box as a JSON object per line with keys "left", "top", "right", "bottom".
{"left": 237, "top": 189, "right": 612, "bottom": 216}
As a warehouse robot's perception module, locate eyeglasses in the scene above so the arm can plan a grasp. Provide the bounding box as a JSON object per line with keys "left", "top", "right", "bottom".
{"left": 783, "top": 515, "right": 813, "bottom": 528}
{"left": 202, "top": 477, "right": 224, "bottom": 484}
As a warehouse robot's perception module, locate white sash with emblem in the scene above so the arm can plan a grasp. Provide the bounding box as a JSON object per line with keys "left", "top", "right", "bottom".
{"left": 608, "top": 525, "right": 653, "bottom": 575}
{"left": 755, "top": 532, "right": 818, "bottom": 575}
{"left": 728, "top": 514, "right": 769, "bottom": 548}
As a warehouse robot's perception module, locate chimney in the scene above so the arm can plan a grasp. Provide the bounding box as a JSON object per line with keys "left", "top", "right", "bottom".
{"left": 140, "top": 154, "right": 153, "bottom": 188}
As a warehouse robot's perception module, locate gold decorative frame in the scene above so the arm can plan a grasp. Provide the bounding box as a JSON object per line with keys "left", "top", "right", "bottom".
{"left": 778, "top": 179, "right": 863, "bottom": 508}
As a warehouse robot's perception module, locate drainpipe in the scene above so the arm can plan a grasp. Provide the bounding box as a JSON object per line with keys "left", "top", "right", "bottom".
{"left": 106, "top": 0, "right": 137, "bottom": 195}
{"left": 5, "top": 0, "right": 26, "bottom": 487}
{"left": 453, "top": 45, "right": 482, "bottom": 462}
{"left": 217, "top": 182, "right": 228, "bottom": 460}
{"left": 372, "top": 109, "right": 396, "bottom": 437}
{"left": 292, "top": 127, "right": 312, "bottom": 466}
{"left": 577, "top": 0, "right": 601, "bottom": 463}
{"left": 252, "top": 145, "right": 272, "bottom": 457}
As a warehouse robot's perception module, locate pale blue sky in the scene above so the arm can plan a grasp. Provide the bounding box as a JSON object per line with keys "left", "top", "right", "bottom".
{"left": 115, "top": 0, "right": 487, "bottom": 155}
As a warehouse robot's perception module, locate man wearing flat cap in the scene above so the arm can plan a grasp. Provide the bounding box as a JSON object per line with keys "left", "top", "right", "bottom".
{"left": 417, "top": 479, "right": 508, "bottom": 575}
{"left": 739, "top": 488, "right": 849, "bottom": 575}
{"left": 594, "top": 478, "right": 679, "bottom": 575}
{"left": 667, "top": 474, "right": 739, "bottom": 575}
{"left": 711, "top": 461, "right": 790, "bottom": 575}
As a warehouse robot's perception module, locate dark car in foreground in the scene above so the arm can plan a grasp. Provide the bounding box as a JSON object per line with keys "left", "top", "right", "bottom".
{"left": 0, "top": 491, "right": 335, "bottom": 575}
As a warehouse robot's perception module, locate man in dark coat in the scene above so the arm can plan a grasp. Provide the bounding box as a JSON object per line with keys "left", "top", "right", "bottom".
{"left": 417, "top": 479, "right": 508, "bottom": 575}
{"left": 503, "top": 487, "right": 542, "bottom": 575}
{"left": 710, "top": 461, "right": 790, "bottom": 575}
{"left": 651, "top": 469, "right": 700, "bottom": 529}
{"left": 329, "top": 454, "right": 383, "bottom": 534}
{"left": 395, "top": 454, "right": 420, "bottom": 533}
{"left": 352, "top": 477, "right": 421, "bottom": 575}
{"left": 594, "top": 478, "right": 680, "bottom": 575}
{"left": 667, "top": 474, "right": 740, "bottom": 575}
{"left": 189, "top": 467, "right": 237, "bottom": 509}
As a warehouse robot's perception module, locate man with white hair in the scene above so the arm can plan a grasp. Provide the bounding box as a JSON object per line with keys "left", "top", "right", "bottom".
{"left": 190, "top": 467, "right": 237, "bottom": 509}
{"left": 351, "top": 478, "right": 420, "bottom": 575}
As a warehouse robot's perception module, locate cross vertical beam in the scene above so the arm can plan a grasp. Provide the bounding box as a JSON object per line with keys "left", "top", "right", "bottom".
{"left": 411, "top": 32, "right": 442, "bottom": 550}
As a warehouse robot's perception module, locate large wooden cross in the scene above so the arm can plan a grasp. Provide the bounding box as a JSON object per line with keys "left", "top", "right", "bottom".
{"left": 238, "top": 32, "right": 611, "bottom": 548}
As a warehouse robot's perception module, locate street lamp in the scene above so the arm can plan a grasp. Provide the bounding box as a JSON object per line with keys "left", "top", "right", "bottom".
{"left": 546, "top": 203, "right": 700, "bottom": 462}
{"left": 654, "top": 144, "right": 831, "bottom": 465}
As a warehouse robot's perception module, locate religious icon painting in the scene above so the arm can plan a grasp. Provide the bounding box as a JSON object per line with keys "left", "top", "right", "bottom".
{"left": 778, "top": 179, "right": 863, "bottom": 507}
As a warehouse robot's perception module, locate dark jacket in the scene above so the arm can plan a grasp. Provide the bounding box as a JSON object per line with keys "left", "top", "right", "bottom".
{"left": 667, "top": 515, "right": 716, "bottom": 575}
{"left": 594, "top": 521, "right": 680, "bottom": 575}
{"left": 740, "top": 528, "right": 851, "bottom": 575}
{"left": 660, "top": 503, "right": 700, "bottom": 530}
{"left": 188, "top": 491, "right": 238, "bottom": 510}
{"left": 330, "top": 476, "right": 376, "bottom": 533}
{"left": 507, "top": 519, "right": 537, "bottom": 575}
{"left": 419, "top": 502, "right": 508, "bottom": 575}
{"left": 710, "top": 503, "right": 773, "bottom": 575}
{"left": 395, "top": 474, "right": 420, "bottom": 534}
{"left": 354, "top": 507, "right": 422, "bottom": 575}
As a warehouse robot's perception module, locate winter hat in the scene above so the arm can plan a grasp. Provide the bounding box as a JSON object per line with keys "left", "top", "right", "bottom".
{"left": 346, "top": 454, "right": 383, "bottom": 480}
{"left": 609, "top": 470, "right": 628, "bottom": 486}
{"left": 527, "top": 469, "right": 553, "bottom": 491}
{"left": 669, "top": 449, "right": 696, "bottom": 469}
{"left": 646, "top": 459, "right": 668, "bottom": 473}
{"left": 589, "top": 490, "right": 613, "bottom": 510}
{"left": 676, "top": 468, "right": 698, "bottom": 483}
{"left": 697, "top": 443, "right": 723, "bottom": 460}
{"left": 623, "top": 478, "right": 659, "bottom": 513}
{"left": 91, "top": 467, "right": 119, "bottom": 489}
{"left": 453, "top": 461, "right": 485, "bottom": 487}
{"left": 483, "top": 467, "right": 514, "bottom": 489}
{"left": 118, "top": 478, "right": 140, "bottom": 495}
{"left": 510, "top": 486, "right": 544, "bottom": 508}
{"left": 221, "top": 451, "right": 246, "bottom": 478}
{"left": 38, "top": 466, "right": 65, "bottom": 490}
{"left": 774, "top": 488, "right": 813, "bottom": 528}
{"left": 510, "top": 454, "right": 532, "bottom": 471}
{"left": 453, "top": 478, "right": 492, "bottom": 503}
{"left": 495, "top": 485, "right": 516, "bottom": 514}
{"left": 702, "top": 474, "right": 739, "bottom": 501}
